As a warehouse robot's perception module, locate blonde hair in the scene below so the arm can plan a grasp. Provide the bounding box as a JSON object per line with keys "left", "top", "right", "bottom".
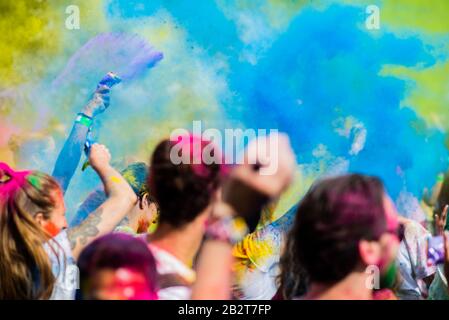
{"left": 0, "top": 163, "right": 61, "bottom": 299}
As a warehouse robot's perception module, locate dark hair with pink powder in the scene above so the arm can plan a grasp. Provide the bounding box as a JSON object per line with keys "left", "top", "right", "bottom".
{"left": 148, "top": 134, "right": 224, "bottom": 228}
{"left": 282, "top": 174, "right": 387, "bottom": 292}
{"left": 77, "top": 233, "right": 158, "bottom": 299}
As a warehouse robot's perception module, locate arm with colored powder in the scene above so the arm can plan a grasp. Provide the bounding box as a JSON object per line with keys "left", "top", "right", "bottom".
{"left": 192, "top": 133, "right": 296, "bottom": 300}
{"left": 67, "top": 143, "right": 136, "bottom": 259}
{"left": 235, "top": 202, "right": 299, "bottom": 269}
{"left": 52, "top": 84, "right": 111, "bottom": 194}
{"left": 69, "top": 163, "right": 149, "bottom": 228}
{"left": 230, "top": 203, "right": 298, "bottom": 299}
{"left": 51, "top": 115, "right": 89, "bottom": 194}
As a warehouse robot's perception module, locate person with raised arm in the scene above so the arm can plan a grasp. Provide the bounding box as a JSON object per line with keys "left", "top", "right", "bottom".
{"left": 0, "top": 143, "right": 136, "bottom": 300}
{"left": 50, "top": 74, "right": 158, "bottom": 234}
{"left": 191, "top": 133, "right": 296, "bottom": 300}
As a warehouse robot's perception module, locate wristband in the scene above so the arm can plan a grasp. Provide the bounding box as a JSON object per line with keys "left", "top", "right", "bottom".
{"left": 437, "top": 173, "right": 445, "bottom": 183}
{"left": 204, "top": 216, "right": 248, "bottom": 245}
{"left": 75, "top": 113, "right": 93, "bottom": 128}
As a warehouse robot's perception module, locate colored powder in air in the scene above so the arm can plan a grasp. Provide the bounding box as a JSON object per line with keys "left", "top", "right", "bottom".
{"left": 3, "top": 0, "right": 449, "bottom": 223}
{"left": 0, "top": 0, "right": 62, "bottom": 87}
{"left": 52, "top": 32, "right": 163, "bottom": 89}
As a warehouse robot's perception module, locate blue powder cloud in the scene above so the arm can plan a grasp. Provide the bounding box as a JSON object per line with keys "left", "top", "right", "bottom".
{"left": 104, "top": 1, "right": 448, "bottom": 199}
{"left": 228, "top": 4, "right": 448, "bottom": 198}
{"left": 106, "top": 0, "right": 241, "bottom": 54}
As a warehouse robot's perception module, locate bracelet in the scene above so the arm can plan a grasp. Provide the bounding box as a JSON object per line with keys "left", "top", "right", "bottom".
{"left": 75, "top": 113, "right": 93, "bottom": 128}
{"left": 204, "top": 216, "right": 248, "bottom": 245}
{"left": 437, "top": 173, "right": 445, "bottom": 183}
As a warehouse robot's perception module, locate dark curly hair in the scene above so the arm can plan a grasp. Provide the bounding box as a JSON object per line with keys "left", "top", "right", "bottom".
{"left": 281, "top": 174, "right": 387, "bottom": 295}
{"left": 148, "top": 134, "right": 223, "bottom": 228}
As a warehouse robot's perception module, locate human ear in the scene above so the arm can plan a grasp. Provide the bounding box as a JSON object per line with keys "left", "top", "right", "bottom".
{"left": 34, "top": 212, "right": 46, "bottom": 227}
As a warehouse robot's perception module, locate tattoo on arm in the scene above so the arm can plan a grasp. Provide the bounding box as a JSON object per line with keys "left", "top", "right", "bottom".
{"left": 67, "top": 208, "right": 103, "bottom": 250}
{"left": 116, "top": 216, "right": 130, "bottom": 228}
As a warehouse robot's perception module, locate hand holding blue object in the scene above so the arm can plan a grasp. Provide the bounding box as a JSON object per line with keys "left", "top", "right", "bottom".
{"left": 81, "top": 72, "right": 121, "bottom": 171}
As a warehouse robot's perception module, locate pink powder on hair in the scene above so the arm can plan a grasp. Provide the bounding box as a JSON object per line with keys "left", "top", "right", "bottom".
{"left": 171, "top": 133, "right": 227, "bottom": 178}
{"left": 0, "top": 162, "right": 31, "bottom": 198}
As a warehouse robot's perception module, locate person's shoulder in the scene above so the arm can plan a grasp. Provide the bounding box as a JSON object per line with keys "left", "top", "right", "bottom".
{"left": 149, "top": 244, "right": 196, "bottom": 279}
{"left": 402, "top": 218, "right": 429, "bottom": 240}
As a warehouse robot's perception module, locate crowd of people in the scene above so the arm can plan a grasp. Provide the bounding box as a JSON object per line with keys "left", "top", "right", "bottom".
{"left": 1, "top": 79, "right": 449, "bottom": 300}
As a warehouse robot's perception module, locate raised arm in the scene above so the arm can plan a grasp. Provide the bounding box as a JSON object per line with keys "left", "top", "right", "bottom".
{"left": 51, "top": 115, "right": 89, "bottom": 194}
{"left": 191, "top": 133, "right": 296, "bottom": 300}
{"left": 67, "top": 143, "right": 137, "bottom": 259}
{"left": 52, "top": 85, "right": 111, "bottom": 194}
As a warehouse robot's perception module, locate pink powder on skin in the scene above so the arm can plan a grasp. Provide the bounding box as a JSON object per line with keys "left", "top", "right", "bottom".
{"left": 44, "top": 221, "right": 61, "bottom": 238}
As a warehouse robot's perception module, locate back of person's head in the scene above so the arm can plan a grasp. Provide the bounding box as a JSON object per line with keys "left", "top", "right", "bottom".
{"left": 0, "top": 162, "right": 62, "bottom": 299}
{"left": 71, "top": 162, "right": 159, "bottom": 230}
{"left": 121, "top": 162, "right": 148, "bottom": 195}
{"left": 148, "top": 134, "right": 223, "bottom": 228}
{"left": 78, "top": 233, "right": 158, "bottom": 300}
{"left": 121, "top": 162, "right": 159, "bottom": 232}
{"left": 290, "top": 174, "right": 389, "bottom": 285}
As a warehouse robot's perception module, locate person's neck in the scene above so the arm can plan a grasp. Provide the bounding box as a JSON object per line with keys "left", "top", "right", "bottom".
{"left": 127, "top": 211, "right": 140, "bottom": 232}
{"left": 305, "top": 271, "right": 373, "bottom": 300}
{"left": 149, "top": 221, "right": 204, "bottom": 266}
{"left": 116, "top": 205, "right": 140, "bottom": 232}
